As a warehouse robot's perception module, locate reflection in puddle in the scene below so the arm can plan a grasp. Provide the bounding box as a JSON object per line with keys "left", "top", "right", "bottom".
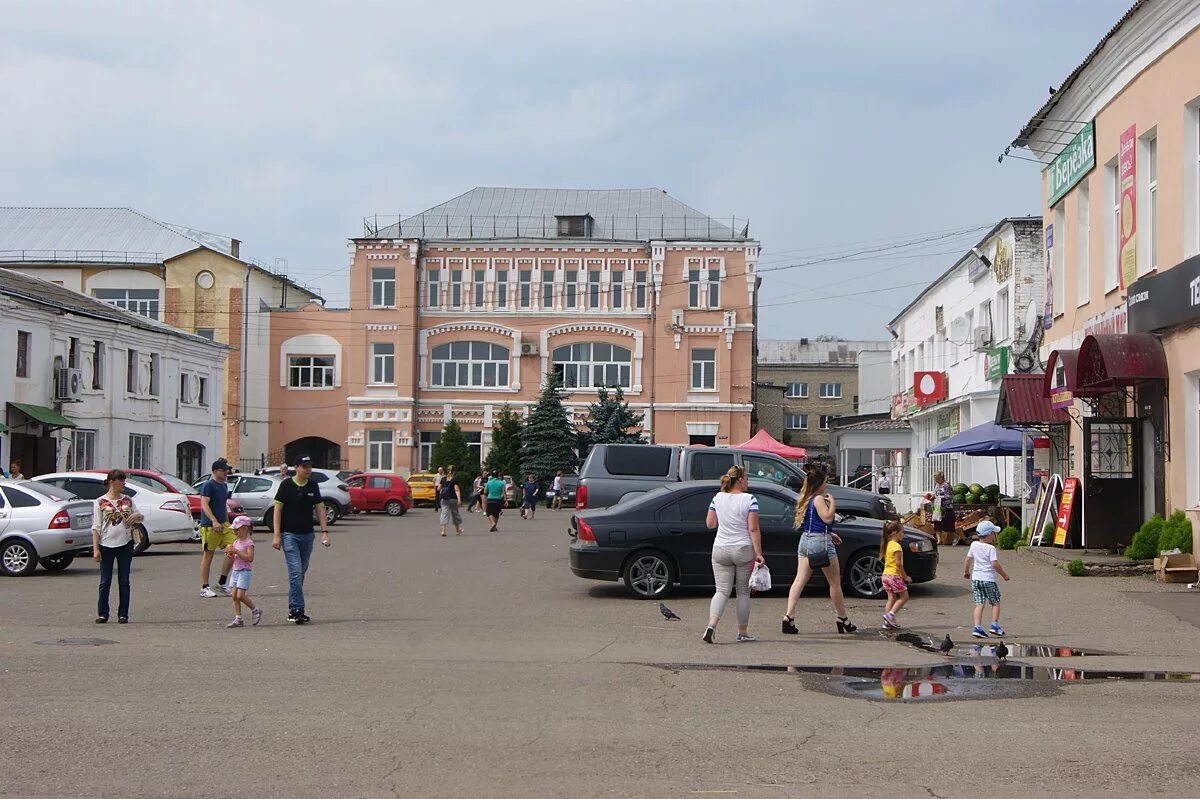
{"left": 887, "top": 630, "right": 1115, "bottom": 659}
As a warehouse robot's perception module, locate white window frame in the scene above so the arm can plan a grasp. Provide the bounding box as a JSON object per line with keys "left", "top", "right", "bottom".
{"left": 707, "top": 267, "right": 720, "bottom": 309}
{"left": 552, "top": 342, "right": 632, "bottom": 390}
{"left": 690, "top": 347, "right": 716, "bottom": 391}
{"left": 92, "top": 340, "right": 105, "bottom": 390}
{"left": 149, "top": 353, "right": 160, "bottom": 397}
{"left": 611, "top": 269, "right": 624, "bottom": 310}
{"left": 495, "top": 270, "right": 508, "bottom": 309}
{"left": 472, "top": 269, "right": 486, "bottom": 308}
{"left": 565, "top": 270, "right": 578, "bottom": 309}
{"left": 785, "top": 414, "right": 808, "bottom": 430}
{"left": 786, "top": 382, "right": 808, "bottom": 399}
{"left": 69, "top": 429, "right": 97, "bottom": 470}
{"left": 1105, "top": 157, "right": 1120, "bottom": 292}
{"left": 198, "top": 376, "right": 208, "bottom": 406}
{"left": 518, "top": 270, "right": 532, "bottom": 309}
{"left": 288, "top": 355, "right": 336, "bottom": 389}
{"left": 449, "top": 269, "right": 464, "bottom": 309}
{"left": 93, "top": 288, "right": 160, "bottom": 319}
{"left": 587, "top": 269, "right": 602, "bottom": 309}
{"left": 419, "top": 431, "right": 440, "bottom": 471}
{"left": 179, "top": 372, "right": 193, "bottom": 405}
{"left": 126, "top": 348, "right": 138, "bottom": 394}
{"left": 1052, "top": 205, "right": 1065, "bottom": 315}
{"left": 1077, "top": 182, "right": 1090, "bottom": 307}
{"left": 367, "top": 429, "right": 394, "bottom": 472}
{"left": 819, "top": 415, "right": 834, "bottom": 431}
{"left": 371, "top": 268, "right": 396, "bottom": 308}
{"left": 426, "top": 268, "right": 440, "bottom": 308}
{"left": 688, "top": 268, "right": 702, "bottom": 309}
{"left": 128, "top": 433, "right": 153, "bottom": 470}
{"left": 995, "top": 288, "right": 1010, "bottom": 342}
{"left": 634, "top": 270, "right": 648, "bottom": 310}
{"left": 370, "top": 342, "right": 395, "bottom": 385}
{"left": 1148, "top": 134, "right": 1158, "bottom": 272}
{"left": 430, "top": 341, "right": 511, "bottom": 389}
{"left": 541, "top": 269, "right": 555, "bottom": 309}
{"left": 15, "top": 330, "right": 30, "bottom": 378}
{"left": 819, "top": 382, "right": 842, "bottom": 399}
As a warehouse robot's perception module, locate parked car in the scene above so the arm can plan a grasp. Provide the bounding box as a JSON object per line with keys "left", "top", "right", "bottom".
{"left": 576, "top": 444, "right": 896, "bottom": 519}
{"left": 92, "top": 468, "right": 243, "bottom": 522}
{"left": 568, "top": 482, "right": 937, "bottom": 600}
{"left": 546, "top": 474, "right": 580, "bottom": 509}
{"left": 257, "top": 468, "right": 352, "bottom": 523}
{"left": 0, "top": 481, "right": 96, "bottom": 576}
{"left": 216, "top": 473, "right": 281, "bottom": 528}
{"left": 32, "top": 472, "right": 195, "bottom": 552}
{"left": 407, "top": 472, "right": 437, "bottom": 506}
{"left": 347, "top": 473, "right": 413, "bottom": 516}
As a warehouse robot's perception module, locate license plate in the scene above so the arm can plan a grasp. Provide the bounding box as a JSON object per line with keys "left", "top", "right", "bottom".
{"left": 77, "top": 514, "right": 93, "bottom": 528}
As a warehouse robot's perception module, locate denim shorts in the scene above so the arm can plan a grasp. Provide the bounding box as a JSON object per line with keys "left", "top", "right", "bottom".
{"left": 229, "top": 569, "right": 252, "bottom": 590}
{"left": 798, "top": 532, "right": 837, "bottom": 562}
{"left": 972, "top": 579, "right": 1001, "bottom": 605}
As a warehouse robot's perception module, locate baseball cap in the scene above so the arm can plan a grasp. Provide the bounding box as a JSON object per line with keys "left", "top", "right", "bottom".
{"left": 294, "top": 455, "right": 313, "bottom": 466}
{"left": 975, "top": 521, "right": 1001, "bottom": 537}
{"left": 232, "top": 515, "right": 253, "bottom": 529}
{"left": 211, "top": 458, "right": 230, "bottom": 472}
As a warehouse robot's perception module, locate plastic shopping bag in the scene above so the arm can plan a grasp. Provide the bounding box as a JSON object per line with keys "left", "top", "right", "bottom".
{"left": 931, "top": 496, "right": 943, "bottom": 522}
{"left": 749, "top": 563, "right": 772, "bottom": 592}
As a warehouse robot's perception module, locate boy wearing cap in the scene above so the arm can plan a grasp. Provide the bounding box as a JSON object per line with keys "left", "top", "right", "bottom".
{"left": 964, "top": 521, "right": 1010, "bottom": 638}
{"left": 199, "top": 458, "right": 235, "bottom": 597}
{"left": 223, "top": 516, "right": 261, "bottom": 627}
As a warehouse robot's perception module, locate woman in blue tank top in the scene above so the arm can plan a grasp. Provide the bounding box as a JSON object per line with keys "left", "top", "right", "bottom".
{"left": 781, "top": 464, "right": 857, "bottom": 636}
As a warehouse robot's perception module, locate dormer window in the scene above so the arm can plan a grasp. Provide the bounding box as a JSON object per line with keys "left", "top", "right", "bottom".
{"left": 556, "top": 215, "right": 593, "bottom": 238}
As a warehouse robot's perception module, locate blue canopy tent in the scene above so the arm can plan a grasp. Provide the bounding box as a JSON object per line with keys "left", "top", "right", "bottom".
{"left": 926, "top": 421, "right": 1024, "bottom": 457}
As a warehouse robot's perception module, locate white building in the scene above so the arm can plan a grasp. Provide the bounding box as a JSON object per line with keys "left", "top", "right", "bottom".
{"left": 0, "top": 268, "right": 228, "bottom": 480}
{"left": 885, "top": 217, "right": 1044, "bottom": 510}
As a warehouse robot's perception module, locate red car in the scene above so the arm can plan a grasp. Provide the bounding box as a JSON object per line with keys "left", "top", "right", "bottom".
{"left": 347, "top": 473, "right": 413, "bottom": 516}
{"left": 87, "top": 469, "right": 243, "bottom": 520}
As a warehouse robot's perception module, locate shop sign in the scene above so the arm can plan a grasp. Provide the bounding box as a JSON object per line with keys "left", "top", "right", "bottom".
{"left": 1046, "top": 121, "right": 1096, "bottom": 207}
{"left": 1119, "top": 125, "right": 1137, "bottom": 289}
{"left": 935, "top": 407, "right": 960, "bottom": 442}
{"left": 1044, "top": 225, "right": 1054, "bottom": 331}
{"left": 985, "top": 347, "right": 1009, "bottom": 381}
{"left": 914, "top": 371, "right": 948, "bottom": 407}
{"left": 1053, "top": 477, "right": 1081, "bottom": 547}
{"left": 1049, "top": 353, "right": 1073, "bottom": 409}
{"left": 1082, "top": 303, "right": 1127, "bottom": 337}
{"left": 1127, "top": 253, "right": 1200, "bottom": 333}
{"left": 891, "top": 388, "right": 919, "bottom": 419}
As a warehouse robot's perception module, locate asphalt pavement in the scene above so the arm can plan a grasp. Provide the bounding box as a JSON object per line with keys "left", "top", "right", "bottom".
{"left": 3, "top": 506, "right": 1200, "bottom": 798}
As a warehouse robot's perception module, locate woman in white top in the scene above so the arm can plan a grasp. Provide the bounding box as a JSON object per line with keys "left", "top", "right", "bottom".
{"left": 702, "top": 466, "right": 765, "bottom": 644}
{"left": 90, "top": 469, "right": 144, "bottom": 624}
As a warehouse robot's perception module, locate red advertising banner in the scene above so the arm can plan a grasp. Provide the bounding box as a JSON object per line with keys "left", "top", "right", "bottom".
{"left": 1053, "top": 477, "right": 1081, "bottom": 546}
{"left": 1119, "top": 125, "right": 1137, "bottom": 289}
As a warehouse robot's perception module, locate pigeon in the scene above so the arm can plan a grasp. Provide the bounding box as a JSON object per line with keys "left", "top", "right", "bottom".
{"left": 659, "top": 603, "right": 681, "bottom": 621}
{"left": 938, "top": 634, "right": 954, "bottom": 654}
{"left": 996, "top": 641, "right": 1009, "bottom": 660}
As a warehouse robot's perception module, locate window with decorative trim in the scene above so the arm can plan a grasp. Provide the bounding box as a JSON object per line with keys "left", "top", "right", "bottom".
{"left": 690, "top": 347, "right": 716, "bottom": 391}
{"left": 371, "top": 268, "right": 396, "bottom": 308}
{"left": 565, "top": 269, "right": 578, "bottom": 309}
{"left": 431, "top": 341, "right": 510, "bottom": 388}
{"left": 472, "top": 269, "right": 486, "bottom": 308}
{"left": 688, "top": 268, "right": 702, "bottom": 309}
{"left": 634, "top": 270, "right": 648, "bottom": 309}
{"left": 786, "top": 382, "right": 808, "bottom": 398}
{"left": 16, "top": 330, "right": 29, "bottom": 378}
{"left": 495, "top": 270, "right": 508, "bottom": 308}
{"left": 552, "top": 342, "right": 632, "bottom": 389}
{"left": 427, "top": 268, "right": 440, "bottom": 308}
{"left": 587, "top": 270, "right": 602, "bottom": 309}
{"left": 449, "top": 270, "right": 464, "bottom": 309}
{"left": 1148, "top": 134, "right": 1158, "bottom": 271}
{"left": 518, "top": 270, "right": 532, "bottom": 309}
{"left": 707, "top": 267, "right": 720, "bottom": 308}
{"left": 785, "top": 414, "right": 808, "bottom": 430}
{"left": 126, "top": 348, "right": 138, "bottom": 393}
{"left": 368, "top": 429, "right": 393, "bottom": 472}
{"left": 92, "top": 340, "right": 105, "bottom": 389}
{"left": 542, "top": 268, "right": 555, "bottom": 308}
{"left": 69, "top": 429, "right": 97, "bottom": 470}
{"left": 371, "top": 342, "right": 395, "bottom": 384}
{"left": 289, "top": 356, "right": 335, "bottom": 389}
{"left": 611, "top": 269, "right": 624, "bottom": 309}
{"left": 129, "top": 433, "right": 153, "bottom": 470}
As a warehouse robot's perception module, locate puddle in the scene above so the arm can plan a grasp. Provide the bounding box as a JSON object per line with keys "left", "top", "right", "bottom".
{"left": 887, "top": 630, "right": 1116, "bottom": 659}
{"left": 35, "top": 638, "right": 117, "bottom": 646}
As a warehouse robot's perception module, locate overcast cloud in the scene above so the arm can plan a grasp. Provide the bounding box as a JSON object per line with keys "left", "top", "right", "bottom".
{"left": 1, "top": 0, "right": 1128, "bottom": 338}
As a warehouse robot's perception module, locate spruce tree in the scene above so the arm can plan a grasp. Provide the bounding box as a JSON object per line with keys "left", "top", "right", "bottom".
{"left": 430, "top": 419, "right": 477, "bottom": 492}
{"left": 580, "top": 387, "right": 645, "bottom": 458}
{"left": 520, "top": 371, "right": 579, "bottom": 481}
{"left": 484, "top": 404, "right": 524, "bottom": 477}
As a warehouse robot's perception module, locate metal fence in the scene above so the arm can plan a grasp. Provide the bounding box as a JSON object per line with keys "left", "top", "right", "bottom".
{"left": 362, "top": 215, "right": 751, "bottom": 242}
{"left": 0, "top": 249, "right": 162, "bottom": 264}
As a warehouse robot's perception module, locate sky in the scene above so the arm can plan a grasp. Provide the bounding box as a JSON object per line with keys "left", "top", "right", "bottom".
{"left": 0, "top": 0, "right": 1131, "bottom": 340}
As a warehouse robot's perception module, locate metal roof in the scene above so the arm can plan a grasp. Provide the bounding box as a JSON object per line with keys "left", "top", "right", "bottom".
{"left": 0, "top": 207, "right": 234, "bottom": 263}
{"left": 996, "top": 374, "right": 1070, "bottom": 427}
{"left": 0, "top": 267, "right": 222, "bottom": 346}
{"left": 834, "top": 418, "right": 912, "bottom": 432}
{"left": 758, "top": 339, "right": 891, "bottom": 365}
{"left": 365, "top": 187, "right": 749, "bottom": 242}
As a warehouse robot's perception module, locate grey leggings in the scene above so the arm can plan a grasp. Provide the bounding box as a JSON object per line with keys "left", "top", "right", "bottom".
{"left": 710, "top": 545, "right": 755, "bottom": 626}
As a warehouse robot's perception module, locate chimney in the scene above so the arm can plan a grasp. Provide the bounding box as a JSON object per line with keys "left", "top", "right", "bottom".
{"left": 230, "top": 239, "right": 241, "bottom": 258}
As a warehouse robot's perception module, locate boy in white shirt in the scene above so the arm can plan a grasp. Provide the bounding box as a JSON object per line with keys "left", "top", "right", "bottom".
{"left": 964, "top": 521, "right": 1010, "bottom": 638}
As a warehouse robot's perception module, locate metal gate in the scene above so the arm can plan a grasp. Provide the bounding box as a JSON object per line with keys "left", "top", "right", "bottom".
{"left": 1082, "top": 417, "right": 1141, "bottom": 549}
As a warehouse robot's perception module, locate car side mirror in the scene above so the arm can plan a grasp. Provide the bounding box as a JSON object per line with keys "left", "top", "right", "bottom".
{"left": 786, "top": 476, "right": 803, "bottom": 490}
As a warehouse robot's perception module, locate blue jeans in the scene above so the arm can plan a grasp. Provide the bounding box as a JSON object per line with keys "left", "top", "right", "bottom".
{"left": 98, "top": 541, "right": 134, "bottom": 619}
{"left": 281, "top": 532, "right": 315, "bottom": 614}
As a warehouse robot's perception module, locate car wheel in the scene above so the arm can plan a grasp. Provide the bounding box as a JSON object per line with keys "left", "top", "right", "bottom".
{"left": 844, "top": 549, "right": 884, "bottom": 599}
{"left": 1, "top": 540, "right": 38, "bottom": 576}
{"left": 133, "top": 525, "right": 151, "bottom": 555}
{"left": 385, "top": 500, "right": 405, "bottom": 516}
{"left": 39, "top": 554, "right": 75, "bottom": 572}
{"left": 622, "top": 550, "right": 677, "bottom": 600}
{"left": 326, "top": 503, "right": 342, "bottom": 524}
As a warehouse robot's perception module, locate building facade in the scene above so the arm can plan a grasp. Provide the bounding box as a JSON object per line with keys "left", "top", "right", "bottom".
{"left": 1012, "top": 0, "right": 1200, "bottom": 546}
{"left": 886, "top": 218, "right": 1045, "bottom": 508}
{"left": 0, "top": 269, "right": 227, "bottom": 480}
{"left": 757, "top": 339, "right": 891, "bottom": 457}
{"left": 268, "top": 188, "right": 759, "bottom": 474}
{"left": 0, "top": 208, "right": 321, "bottom": 469}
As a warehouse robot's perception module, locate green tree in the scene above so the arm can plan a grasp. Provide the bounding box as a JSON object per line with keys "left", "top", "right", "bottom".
{"left": 579, "top": 387, "right": 645, "bottom": 458}
{"left": 430, "top": 419, "right": 477, "bottom": 491}
{"left": 484, "top": 404, "right": 524, "bottom": 477}
{"left": 520, "top": 371, "right": 579, "bottom": 481}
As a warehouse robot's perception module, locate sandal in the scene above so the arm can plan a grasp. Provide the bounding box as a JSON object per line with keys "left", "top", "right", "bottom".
{"left": 781, "top": 615, "right": 798, "bottom": 634}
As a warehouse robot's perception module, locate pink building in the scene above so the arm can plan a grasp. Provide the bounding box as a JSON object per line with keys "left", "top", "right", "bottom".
{"left": 270, "top": 188, "right": 760, "bottom": 473}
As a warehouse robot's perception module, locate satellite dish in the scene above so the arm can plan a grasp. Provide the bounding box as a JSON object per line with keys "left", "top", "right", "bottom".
{"left": 1024, "top": 302, "right": 1039, "bottom": 339}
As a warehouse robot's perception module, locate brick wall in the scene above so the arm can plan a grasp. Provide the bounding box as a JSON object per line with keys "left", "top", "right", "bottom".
{"left": 757, "top": 363, "right": 860, "bottom": 454}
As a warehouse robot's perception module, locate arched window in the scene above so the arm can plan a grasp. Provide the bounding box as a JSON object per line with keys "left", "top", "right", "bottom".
{"left": 431, "top": 341, "right": 510, "bottom": 388}
{"left": 552, "top": 342, "right": 631, "bottom": 389}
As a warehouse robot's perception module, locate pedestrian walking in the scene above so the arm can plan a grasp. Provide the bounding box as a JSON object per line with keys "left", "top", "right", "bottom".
{"left": 781, "top": 464, "right": 857, "bottom": 635}
{"left": 877, "top": 469, "right": 891, "bottom": 495}
{"left": 91, "top": 469, "right": 144, "bottom": 624}
{"left": 223, "top": 516, "right": 262, "bottom": 628}
{"left": 520, "top": 473, "right": 539, "bottom": 520}
{"left": 198, "top": 458, "right": 235, "bottom": 598}
{"left": 550, "top": 470, "right": 564, "bottom": 511}
{"left": 484, "top": 471, "right": 506, "bottom": 532}
{"left": 879, "top": 520, "right": 910, "bottom": 629}
{"left": 271, "top": 455, "right": 330, "bottom": 625}
{"left": 438, "top": 467, "right": 463, "bottom": 537}
{"left": 931, "top": 471, "right": 957, "bottom": 543}
{"left": 964, "top": 521, "right": 1010, "bottom": 638}
{"left": 701, "top": 466, "right": 764, "bottom": 643}
{"left": 433, "top": 466, "right": 445, "bottom": 512}
{"left": 468, "top": 472, "right": 484, "bottom": 513}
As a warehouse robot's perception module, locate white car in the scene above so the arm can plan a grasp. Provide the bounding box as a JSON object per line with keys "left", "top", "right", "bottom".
{"left": 32, "top": 472, "right": 195, "bottom": 551}
{"left": 0, "top": 481, "right": 96, "bottom": 576}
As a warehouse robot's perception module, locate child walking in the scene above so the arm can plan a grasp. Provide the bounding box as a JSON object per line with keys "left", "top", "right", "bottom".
{"left": 224, "top": 516, "right": 262, "bottom": 628}
{"left": 964, "top": 521, "right": 1010, "bottom": 638}
{"left": 880, "top": 520, "right": 910, "bottom": 629}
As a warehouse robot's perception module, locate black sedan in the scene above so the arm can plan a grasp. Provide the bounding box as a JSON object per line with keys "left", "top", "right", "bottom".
{"left": 569, "top": 482, "right": 937, "bottom": 600}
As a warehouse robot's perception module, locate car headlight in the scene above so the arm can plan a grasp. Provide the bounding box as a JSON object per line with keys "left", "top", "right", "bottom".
{"left": 908, "top": 538, "right": 935, "bottom": 553}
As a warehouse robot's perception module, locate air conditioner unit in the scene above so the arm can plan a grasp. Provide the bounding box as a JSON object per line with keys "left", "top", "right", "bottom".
{"left": 55, "top": 367, "right": 83, "bottom": 401}
{"left": 973, "top": 326, "right": 993, "bottom": 352}
{"left": 520, "top": 342, "right": 538, "bottom": 356}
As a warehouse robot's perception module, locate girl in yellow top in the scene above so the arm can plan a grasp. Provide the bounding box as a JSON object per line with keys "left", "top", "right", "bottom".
{"left": 879, "top": 520, "right": 910, "bottom": 629}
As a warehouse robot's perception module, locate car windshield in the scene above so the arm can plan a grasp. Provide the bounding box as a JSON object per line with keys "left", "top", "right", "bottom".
{"left": 158, "top": 473, "right": 198, "bottom": 494}
{"left": 18, "top": 480, "right": 75, "bottom": 501}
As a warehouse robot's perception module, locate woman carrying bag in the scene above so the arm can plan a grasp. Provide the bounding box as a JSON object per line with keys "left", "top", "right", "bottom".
{"left": 701, "top": 466, "right": 765, "bottom": 644}
{"left": 91, "top": 469, "right": 145, "bottom": 624}
{"left": 781, "top": 464, "right": 857, "bottom": 635}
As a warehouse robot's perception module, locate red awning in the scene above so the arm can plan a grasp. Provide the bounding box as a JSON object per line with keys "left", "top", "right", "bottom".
{"left": 734, "top": 429, "right": 807, "bottom": 459}
{"left": 1044, "top": 348, "right": 1107, "bottom": 405}
{"left": 1077, "top": 333, "right": 1168, "bottom": 391}
{"left": 996, "top": 374, "right": 1070, "bottom": 426}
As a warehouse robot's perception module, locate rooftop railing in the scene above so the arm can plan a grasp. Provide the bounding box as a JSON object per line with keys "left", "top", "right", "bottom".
{"left": 0, "top": 249, "right": 163, "bottom": 264}
{"left": 362, "top": 214, "right": 751, "bottom": 242}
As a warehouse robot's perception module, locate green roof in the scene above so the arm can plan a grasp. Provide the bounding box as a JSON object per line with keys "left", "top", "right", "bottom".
{"left": 8, "top": 402, "right": 76, "bottom": 429}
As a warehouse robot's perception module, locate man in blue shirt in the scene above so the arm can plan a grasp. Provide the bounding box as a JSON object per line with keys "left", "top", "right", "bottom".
{"left": 520, "top": 474, "right": 540, "bottom": 520}
{"left": 199, "top": 458, "right": 234, "bottom": 597}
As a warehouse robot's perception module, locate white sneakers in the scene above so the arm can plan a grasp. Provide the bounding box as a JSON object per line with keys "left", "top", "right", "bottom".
{"left": 200, "top": 586, "right": 218, "bottom": 598}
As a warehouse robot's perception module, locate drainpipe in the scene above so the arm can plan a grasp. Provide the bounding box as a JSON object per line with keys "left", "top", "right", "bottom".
{"left": 241, "top": 265, "right": 250, "bottom": 449}
{"left": 410, "top": 240, "right": 423, "bottom": 467}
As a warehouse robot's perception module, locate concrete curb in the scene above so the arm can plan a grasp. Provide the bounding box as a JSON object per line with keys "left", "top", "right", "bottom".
{"left": 1017, "top": 545, "right": 1155, "bottom": 577}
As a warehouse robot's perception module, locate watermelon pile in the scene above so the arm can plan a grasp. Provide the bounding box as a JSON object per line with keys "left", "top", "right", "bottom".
{"left": 951, "top": 482, "right": 1002, "bottom": 505}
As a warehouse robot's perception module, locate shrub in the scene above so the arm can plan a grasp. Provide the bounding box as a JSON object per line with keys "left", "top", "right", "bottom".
{"left": 1157, "top": 510, "right": 1194, "bottom": 554}
{"left": 997, "top": 525, "right": 1022, "bottom": 551}
{"left": 1066, "top": 559, "right": 1085, "bottom": 577}
{"left": 1124, "top": 514, "right": 1165, "bottom": 560}
{"left": 1043, "top": 521, "right": 1056, "bottom": 542}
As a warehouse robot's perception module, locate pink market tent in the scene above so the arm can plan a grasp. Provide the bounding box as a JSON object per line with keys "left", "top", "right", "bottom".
{"left": 734, "top": 429, "right": 807, "bottom": 460}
